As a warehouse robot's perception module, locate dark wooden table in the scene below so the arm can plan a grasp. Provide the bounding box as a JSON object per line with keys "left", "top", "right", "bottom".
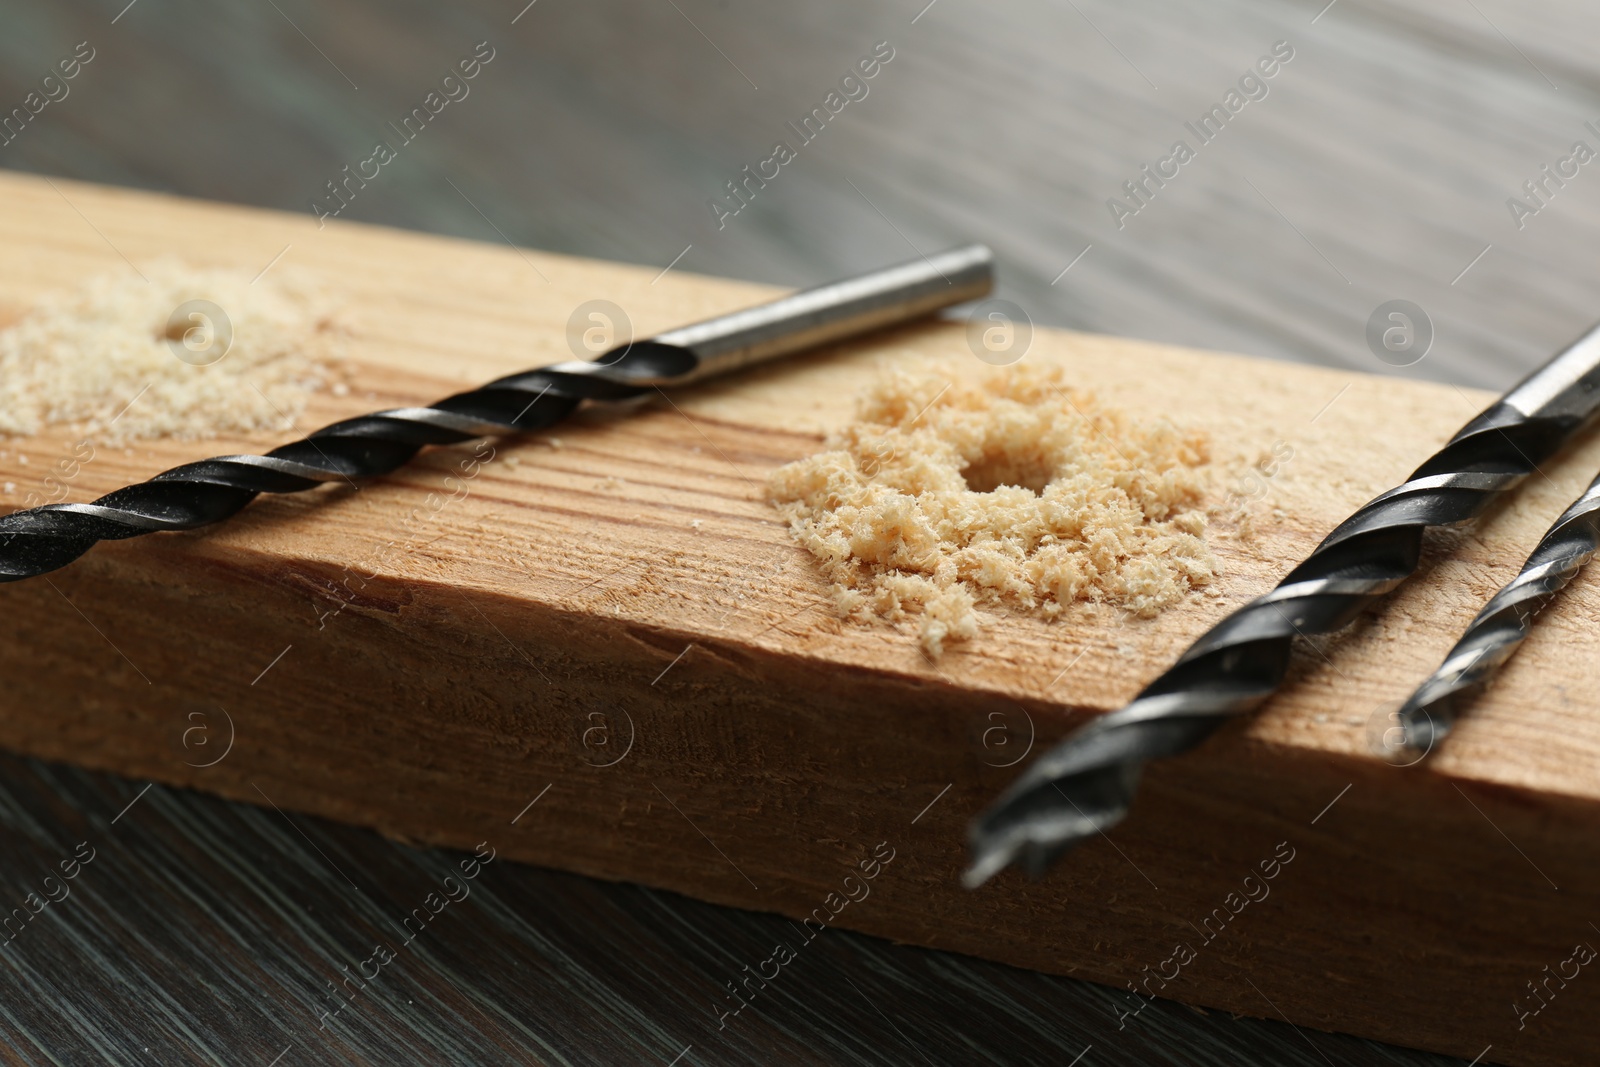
{"left": 7, "top": 0, "right": 1599, "bottom": 1062}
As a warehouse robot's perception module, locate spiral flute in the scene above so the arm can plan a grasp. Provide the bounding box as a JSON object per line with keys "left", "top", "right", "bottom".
{"left": 967, "top": 321, "right": 1600, "bottom": 887}
{"left": 0, "top": 245, "right": 993, "bottom": 583}
{"left": 1396, "top": 472, "right": 1600, "bottom": 754}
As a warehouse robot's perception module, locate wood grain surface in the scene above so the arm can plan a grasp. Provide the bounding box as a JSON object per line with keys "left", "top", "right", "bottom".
{"left": 7, "top": 0, "right": 1600, "bottom": 1064}
{"left": 0, "top": 752, "right": 1467, "bottom": 1067}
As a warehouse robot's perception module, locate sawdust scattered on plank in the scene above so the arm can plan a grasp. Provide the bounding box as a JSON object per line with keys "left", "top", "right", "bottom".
{"left": 769, "top": 364, "right": 1214, "bottom": 656}
{"left": 0, "top": 259, "right": 342, "bottom": 443}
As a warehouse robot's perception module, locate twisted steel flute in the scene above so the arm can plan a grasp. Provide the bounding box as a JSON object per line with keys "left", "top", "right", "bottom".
{"left": 966, "top": 320, "right": 1600, "bottom": 887}
{"left": 1396, "top": 471, "right": 1600, "bottom": 755}
{"left": 0, "top": 245, "right": 992, "bottom": 582}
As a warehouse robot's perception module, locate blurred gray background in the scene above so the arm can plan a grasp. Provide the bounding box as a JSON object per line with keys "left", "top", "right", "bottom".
{"left": 11, "top": 0, "right": 1600, "bottom": 387}
{"left": 5, "top": 0, "right": 1596, "bottom": 1063}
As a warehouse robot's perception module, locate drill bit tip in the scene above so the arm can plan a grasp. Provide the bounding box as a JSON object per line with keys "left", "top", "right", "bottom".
{"left": 968, "top": 377, "right": 1600, "bottom": 883}
{"left": 1393, "top": 475, "right": 1600, "bottom": 758}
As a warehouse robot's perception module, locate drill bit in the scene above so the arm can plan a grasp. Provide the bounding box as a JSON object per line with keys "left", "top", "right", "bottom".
{"left": 0, "top": 245, "right": 992, "bottom": 582}
{"left": 1396, "top": 470, "right": 1600, "bottom": 755}
{"left": 966, "top": 321, "right": 1600, "bottom": 887}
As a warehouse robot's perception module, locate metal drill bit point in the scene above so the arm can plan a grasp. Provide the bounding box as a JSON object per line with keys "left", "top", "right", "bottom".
{"left": 1397, "top": 472, "right": 1600, "bottom": 754}
{"left": 967, "top": 320, "right": 1600, "bottom": 887}
{"left": 0, "top": 245, "right": 993, "bottom": 582}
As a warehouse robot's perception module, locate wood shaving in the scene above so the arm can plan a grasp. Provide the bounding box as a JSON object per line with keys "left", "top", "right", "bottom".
{"left": 0, "top": 259, "right": 340, "bottom": 443}
{"left": 769, "top": 364, "right": 1214, "bottom": 656}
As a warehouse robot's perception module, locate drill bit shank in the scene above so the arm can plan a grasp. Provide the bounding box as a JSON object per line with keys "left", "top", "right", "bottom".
{"left": 967, "top": 321, "right": 1600, "bottom": 887}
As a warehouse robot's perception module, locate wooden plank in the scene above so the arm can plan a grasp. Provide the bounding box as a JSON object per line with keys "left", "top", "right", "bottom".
{"left": 2, "top": 171, "right": 1597, "bottom": 1066}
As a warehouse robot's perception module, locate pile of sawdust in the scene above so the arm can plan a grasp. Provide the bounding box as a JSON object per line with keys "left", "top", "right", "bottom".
{"left": 0, "top": 259, "right": 340, "bottom": 443}
{"left": 769, "top": 364, "right": 1215, "bottom": 656}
